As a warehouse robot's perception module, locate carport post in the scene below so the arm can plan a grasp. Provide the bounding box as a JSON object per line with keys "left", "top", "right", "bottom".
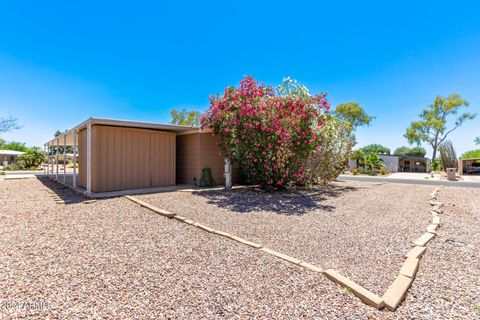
{"left": 86, "top": 122, "right": 92, "bottom": 195}
{"left": 47, "top": 142, "right": 51, "bottom": 177}
{"left": 63, "top": 134, "right": 66, "bottom": 184}
{"left": 43, "top": 145, "right": 46, "bottom": 175}
{"left": 73, "top": 130, "right": 77, "bottom": 188}
{"left": 56, "top": 138, "right": 59, "bottom": 181}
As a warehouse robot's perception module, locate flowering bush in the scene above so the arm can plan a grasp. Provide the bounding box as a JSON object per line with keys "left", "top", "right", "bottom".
{"left": 201, "top": 76, "right": 330, "bottom": 189}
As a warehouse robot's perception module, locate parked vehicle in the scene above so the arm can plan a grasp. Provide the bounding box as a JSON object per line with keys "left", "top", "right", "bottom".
{"left": 466, "top": 162, "right": 480, "bottom": 174}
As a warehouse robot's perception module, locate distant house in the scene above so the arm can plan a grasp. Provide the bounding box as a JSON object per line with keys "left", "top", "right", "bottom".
{"left": 349, "top": 154, "right": 431, "bottom": 173}
{"left": 0, "top": 150, "right": 25, "bottom": 166}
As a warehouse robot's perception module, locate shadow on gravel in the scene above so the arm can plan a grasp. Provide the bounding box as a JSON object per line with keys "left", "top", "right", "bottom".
{"left": 195, "top": 183, "right": 357, "bottom": 215}
{"left": 36, "top": 176, "right": 88, "bottom": 205}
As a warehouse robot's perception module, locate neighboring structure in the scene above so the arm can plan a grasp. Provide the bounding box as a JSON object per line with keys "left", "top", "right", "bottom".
{"left": 458, "top": 158, "right": 480, "bottom": 175}
{"left": 0, "top": 150, "right": 25, "bottom": 166}
{"left": 44, "top": 117, "right": 239, "bottom": 196}
{"left": 348, "top": 154, "right": 431, "bottom": 173}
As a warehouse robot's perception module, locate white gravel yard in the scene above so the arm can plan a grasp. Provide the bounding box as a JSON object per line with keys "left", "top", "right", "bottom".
{"left": 0, "top": 177, "right": 478, "bottom": 319}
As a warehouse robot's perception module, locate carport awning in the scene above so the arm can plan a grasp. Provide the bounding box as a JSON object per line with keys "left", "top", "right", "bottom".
{"left": 44, "top": 117, "right": 199, "bottom": 146}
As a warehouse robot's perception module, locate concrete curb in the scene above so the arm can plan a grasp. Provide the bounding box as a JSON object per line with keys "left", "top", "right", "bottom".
{"left": 323, "top": 269, "right": 384, "bottom": 309}
{"left": 382, "top": 274, "right": 414, "bottom": 311}
{"left": 123, "top": 195, "right": 322, "bottom": 274}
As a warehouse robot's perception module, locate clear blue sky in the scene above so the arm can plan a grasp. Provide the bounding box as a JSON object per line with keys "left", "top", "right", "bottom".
{"left": 1, "top": 1, "right": 479, "bottom": 157}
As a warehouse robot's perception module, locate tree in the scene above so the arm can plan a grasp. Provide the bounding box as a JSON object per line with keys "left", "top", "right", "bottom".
{"left": 0, "top": 141, "right": 28, "bottom": 152}
{"left": 438, "top": 140, "right": 457, "bottom": 170}
{"left": 359, "top": 144, "right": 390, "bottom": 155}
{"left": 460, "top": 149, "right": 480, "bottom": 159}
{"left": 404, "top": 94, "right": 476, "bottom": 160}
{"left": 351, "top": 149, "right": 365, "bottom": 169}
{"left": 170, "top": 109, "right": 201, "bottom": 126}
{"left": 0, "top": 117, "right": 21, "bottom": 134}
{"left": 393, "top": 146, "right": 427, "bottom": 157}
{"left": 475, "top": 137, "right": 480, "bottom": 146}
{"left": 334, "top": 102, "right": 374, "bottom": 129}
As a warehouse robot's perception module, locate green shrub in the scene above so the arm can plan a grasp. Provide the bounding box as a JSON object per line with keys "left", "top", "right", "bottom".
{"left": 199, "top": 167, "right": 216, "bottom": 187}
{"left": 351, "top": 168, "right": 360, "bottom": 175}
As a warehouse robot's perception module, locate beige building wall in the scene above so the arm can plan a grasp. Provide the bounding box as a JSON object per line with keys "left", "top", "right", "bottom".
{"left": 78, "top": 125, "right": 175, "bottom": 192}
{"left": 176, "top": 132, "right": 239, "bottom": 185}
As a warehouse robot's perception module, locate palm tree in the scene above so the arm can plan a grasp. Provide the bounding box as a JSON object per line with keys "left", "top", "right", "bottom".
{"left": 351, "top": 150, "right": 365, "bottom": 169}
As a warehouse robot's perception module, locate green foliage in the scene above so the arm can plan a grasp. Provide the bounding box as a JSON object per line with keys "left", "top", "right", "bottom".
{"left": 17, "top": 147, "right": 46, "bottom": 169}
{"left": 334, "top": 102, "right": 374, "bottom": 129}
{"left": 276, "top": 77, "right": 310, "bottom": 98}
{"left": 364, "top": 153, "right": 384, "bottom": 172}
{"left": 198, "top": 167, "right": 216, "bottom": 187}
{"left": 475, "top": 137, "right": 480, "bottom": 146}
{"left": 170, "top": 109, "right": 201, "bottom": 126}
{"left": 350, "top": 149, "right": 365, "bottom": 169}
{"left": 0, "top": 117, "right": 21, "bottom": 134}
{"left": 304, "top": 117, "right": 355, "bottom": 185}
{"left": 0, "top": 140, "right": 28, "bottom": 152}
{"left": 393, "top": 146, "right": 427, "bottom": 157}
{"left": 438, "top": 140, "right": 457, "bottom": 170}
{"left": 404, "top": 94, "right": 475, "bottom": 160}
{"left": 460, "top": 149, "right": 480, "bottom": 159}
{"left": 359, "top": 144, "right": 390, "bottom": 155}
{"left": 431, "top": 160, "right": 441, "bottom": 171}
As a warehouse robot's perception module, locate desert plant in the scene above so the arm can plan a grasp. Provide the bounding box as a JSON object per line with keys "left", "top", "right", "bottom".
{"left": 17, "top": 147, "right": 46, "bottom": 169}
{"left": 201, "top": 76, "right": 329, "bottom": 190}
{"left": 351, "top": 168, "right": 360, "bottom": 175}
{"left": 431, "top": 160, "right": 441, "bottom": 172}
{"left": 304, "top": 117, "right": 354, "bottom": 185}
{"left": 350, "top": 150, "right": 365, "bottom": 170}
{"left": 364, "top": 153, "right": 384, "bottom": 173}
{"left": 198, "top": 167, "right": 216, "bottom": 187}
{"left": 438, "top": 140, "right": 457, "bottom": 170}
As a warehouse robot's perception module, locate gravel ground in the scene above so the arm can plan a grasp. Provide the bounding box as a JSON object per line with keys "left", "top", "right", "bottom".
{"left": 138, "top": 181, "right": 435, "bottom": 296}
{"left": 394, "top": 185, "right": 480, "bottom": 319}
{"left": 1, "top": 177, "right": 478, "bottom": 319}
{"left": 0, "top": 177, "right": 392, "bottom": 319}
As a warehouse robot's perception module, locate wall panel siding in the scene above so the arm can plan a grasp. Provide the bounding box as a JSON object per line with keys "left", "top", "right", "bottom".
{"left": 77, "top": 129, "right": 87, "bottom": 188}
{"left": 90, "top": 125, "right": 175, "bottom": 192}
{"left": 176, "top": 132, "right": 239, "bottom": 186}
{"left": 176, "top": 134, "right": 200, "bottom": 185}
{"left": 151, "top": 131, "right": 176, "bottom": 186}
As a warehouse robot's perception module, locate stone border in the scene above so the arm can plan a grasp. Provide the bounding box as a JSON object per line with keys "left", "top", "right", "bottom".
{"left": 124, "top": 195, "right": 323, "bottom": 273}
{"left": 381, "top": 185, "right": 444, "bottom": 311}
{"left": 123, "top": 185, "right": 445, "bottom": 312}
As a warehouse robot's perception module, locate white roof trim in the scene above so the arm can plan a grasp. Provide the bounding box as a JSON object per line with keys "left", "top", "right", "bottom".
{"left": 0, "top": 150, "right": 25, "bottom": 155}
{"left": 44, "top": 117, "right": 199, "bottom": 145}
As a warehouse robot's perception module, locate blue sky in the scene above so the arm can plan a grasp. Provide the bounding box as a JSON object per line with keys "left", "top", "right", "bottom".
{"left": 0, "top": 1, "right": 479, "bottom": 157}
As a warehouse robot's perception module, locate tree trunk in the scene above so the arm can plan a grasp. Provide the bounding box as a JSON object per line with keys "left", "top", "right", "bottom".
{"left": 432, "top": 147, "right": 437, "bottom": 162}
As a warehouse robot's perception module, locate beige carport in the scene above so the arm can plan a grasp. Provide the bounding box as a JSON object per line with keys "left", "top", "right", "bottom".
{"left": 44, "top": 117, "right": 194, "bottom": 196}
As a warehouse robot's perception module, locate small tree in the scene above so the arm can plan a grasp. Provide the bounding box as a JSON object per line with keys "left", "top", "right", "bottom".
{"left": 170, "top": 109, "right": 201, "bottom": 126}
{"left": 351, "top": 150, "right": 365, "bottom": 169}
{"left": 438, "top": 140, "right": 457, "bottom": 170}
{"left": 393, "top": 146, "right": 426, "bottom": 157}
{"left": 460, "top": 149, "right": 480, "bottom": 159}
{"left": 405, "top": 94, "right": 476, "bottom": 160}
{"left": 360, "top": 144, "right": 390, "bottom": 155}
{"left": 334, "top": 102, "right": 374, "bottom": 129}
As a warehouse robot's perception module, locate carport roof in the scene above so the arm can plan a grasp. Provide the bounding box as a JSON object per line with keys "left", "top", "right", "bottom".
{"left": 44, "top": 117, "right": 200, "bottom": 146}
